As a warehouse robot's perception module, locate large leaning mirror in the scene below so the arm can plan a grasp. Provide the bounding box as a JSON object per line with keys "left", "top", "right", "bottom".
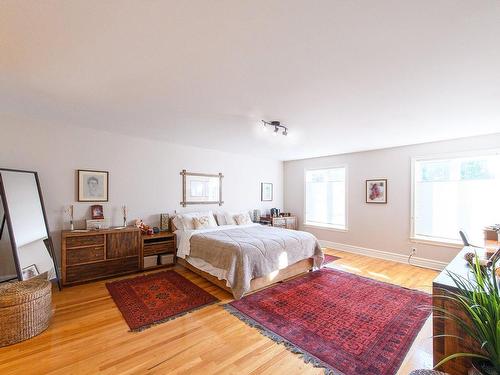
{"left": 180, "top": 170, "right": 224, "bottom": 207}
{"left": 0, "top": 168, "right": 61, "bottom": 288}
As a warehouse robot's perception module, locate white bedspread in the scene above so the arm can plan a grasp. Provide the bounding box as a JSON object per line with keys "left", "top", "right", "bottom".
{"left": 175, "top": 223, "right": 260, "bottom": 259}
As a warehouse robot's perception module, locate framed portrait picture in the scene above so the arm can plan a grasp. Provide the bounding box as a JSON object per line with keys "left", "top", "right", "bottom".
{"left": 21, "top": 264, "right": 39, "bottom": 280}
{"left": 261, "top": 182, "right": 273, "bottom": 201}
{"left": 78, "top": 170, "right": 109, "bottom": 202}
{"left": 366, "top": 179, "right": 387, "bottom": 204}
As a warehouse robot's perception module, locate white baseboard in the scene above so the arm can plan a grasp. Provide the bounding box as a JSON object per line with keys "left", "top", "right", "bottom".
{"left": 319, "top": 240, "right": 447, "bottom": 271}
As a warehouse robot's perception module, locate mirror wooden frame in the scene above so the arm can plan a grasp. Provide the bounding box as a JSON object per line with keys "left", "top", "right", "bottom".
{"left": 180, "top": 170, "right": 224, "bottom": 207}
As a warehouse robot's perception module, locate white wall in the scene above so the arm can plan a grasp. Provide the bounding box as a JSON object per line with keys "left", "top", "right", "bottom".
{"left": 0, "top": 113, "right": 283, "bottom": 274}
{"left": 284, "top": 133, "right": 500, "bottom": 267}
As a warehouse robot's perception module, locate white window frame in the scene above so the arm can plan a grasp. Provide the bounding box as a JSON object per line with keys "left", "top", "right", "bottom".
{"left": 303, "top": 165, "right": 348, "bottom": 232}
{"left": 410, "top": 148, "right": 500, "bottom": 248}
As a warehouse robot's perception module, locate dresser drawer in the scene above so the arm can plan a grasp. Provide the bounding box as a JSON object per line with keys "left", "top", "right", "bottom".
{"left": 66, "top": 234, "right": 105, "bottom": 248}
{"left": 143, "top": 241, "right": 175, "bottom": 256}
{"left": 65, "top": 257, "right": 138, "bottom": 284}
{"left": 66, "top": 246, "right": 105, "bottom": 265}
{"left": 272, "top": 218, "right": 286, "bottom": 227}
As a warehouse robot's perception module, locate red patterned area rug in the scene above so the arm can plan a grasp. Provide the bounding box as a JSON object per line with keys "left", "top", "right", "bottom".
{"left": 225, "top": 268, "right": 431, "bottom": 375}
{"left": 106, "top": 271, "right": 219, "bottom": 331}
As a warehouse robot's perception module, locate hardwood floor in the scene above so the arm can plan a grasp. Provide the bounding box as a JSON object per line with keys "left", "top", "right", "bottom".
{"left": 0, "top": 249, "right": 439, "bottom": 374}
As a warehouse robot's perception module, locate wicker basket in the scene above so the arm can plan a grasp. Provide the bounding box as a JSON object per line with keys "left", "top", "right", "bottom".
{"left": 0, "top": 276, "right": 52, "bottom": 347}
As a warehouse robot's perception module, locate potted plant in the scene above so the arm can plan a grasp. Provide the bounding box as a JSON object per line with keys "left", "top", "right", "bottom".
{"left": 434, "top": 256, "right": 500, "bottom": 375}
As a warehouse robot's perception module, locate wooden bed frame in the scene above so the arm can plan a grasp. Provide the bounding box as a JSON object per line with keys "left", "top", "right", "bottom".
{"left": 177, "top": 257, "right": 314, "bottom": 296}
{"left": 170, "top": 216, "right": 314, "bottom": 296}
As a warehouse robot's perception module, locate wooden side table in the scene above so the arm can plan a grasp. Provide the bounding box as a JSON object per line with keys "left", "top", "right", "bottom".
{"left": 259, "top": 216, "right": 298, "bottom": 230}
{"left": 140, "top": 232, "right": 176, "bottom": 270}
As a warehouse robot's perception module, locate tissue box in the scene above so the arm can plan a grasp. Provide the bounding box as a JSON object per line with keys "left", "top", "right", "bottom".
{"left": 143, "top": 255, "right": 158, "bottom": 268}
{"left": 160, "top": 254, "right": 175, "bottom": 265}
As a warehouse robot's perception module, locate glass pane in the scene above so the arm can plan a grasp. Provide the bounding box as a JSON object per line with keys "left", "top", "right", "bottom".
{"left": 414, "top": 153, "right": 500, "bottom": 242}
{"left": 305, "top": 167, "right": 346, "bottom": 228}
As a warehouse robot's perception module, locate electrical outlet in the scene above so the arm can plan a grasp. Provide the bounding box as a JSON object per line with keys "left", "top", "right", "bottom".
{"left": 410, "top": 247, "right": 417, "bottom": 255}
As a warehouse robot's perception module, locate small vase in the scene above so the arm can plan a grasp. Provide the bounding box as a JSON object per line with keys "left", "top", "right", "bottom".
{"left": 70, "top": 221, "right": 74, "bottom": 231}
{"left": 123, "top": 217, "right": 127, "bottom": 227}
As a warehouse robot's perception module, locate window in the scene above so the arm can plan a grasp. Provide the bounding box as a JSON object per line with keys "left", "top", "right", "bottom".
{"left": 305, "top": 167, "right": 347, "bottom": 230}
{"left": 412, "top": 152, "right": 500, "bottom": 244}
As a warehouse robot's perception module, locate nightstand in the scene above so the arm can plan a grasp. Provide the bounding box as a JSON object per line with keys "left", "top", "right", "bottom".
{"left": 140, "top": 232, "right": 176, "bottom": 270}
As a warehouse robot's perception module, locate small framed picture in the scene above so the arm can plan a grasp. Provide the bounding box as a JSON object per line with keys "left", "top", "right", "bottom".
{"left": 91, "top": 204, "right": 104, "bottom": 219}
{"left": 78, "top": 170, "right": 109, "bottom": 202}
{"left": 22, "top": 264, "right": 39, "bottom": 280}
{"left": 261, "top": 182, "right": 273, "bottom": 201}
{"left": 160, "top": 213, "right": 170, "bottom": 232}
{"left": 366, "top": 179, "right": 387, "bottom": 204}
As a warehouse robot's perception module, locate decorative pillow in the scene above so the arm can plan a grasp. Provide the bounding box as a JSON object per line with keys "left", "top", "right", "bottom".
{"left": 182, "top": 211, "right": 217, "bottom": 230}
{"left": 234, "top": 213, "right": 252, "bottom": 225}
{"left": 193, "top": 215, "right": 217, "bottom": 229}
{"left": 215, "top": 212, "right": 227, "bottom": 226}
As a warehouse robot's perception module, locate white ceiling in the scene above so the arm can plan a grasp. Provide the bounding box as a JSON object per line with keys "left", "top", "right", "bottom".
{"left": 1, "top": 1, "right": 500, "bottom": 160}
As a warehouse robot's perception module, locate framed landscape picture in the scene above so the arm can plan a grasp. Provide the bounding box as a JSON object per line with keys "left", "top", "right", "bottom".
{"left": 366, "top": 179, "right": 387, "bottom": 204}
{"left": 261, "top": 182, "right": 273, "bottom": 201}
{"left": 78, "top": 170, "right": 109, "bottom": 202}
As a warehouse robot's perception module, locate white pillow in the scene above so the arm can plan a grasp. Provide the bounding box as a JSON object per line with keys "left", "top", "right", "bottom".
{"left": 172, "top": 215, "right": 185, "bottom": 231}
{"left": 234, "top": 213, "right": 252, "bottom": 225}
{"left": 193, "top": 215, "right": 217, "bottom": 229}
{"left": 215, "top": 212, "right": 227, "bottom": 226}
{"left": 224, "top": 212, "right": 237, "bottom": 225}
{"left": 226, "top": 211, "right": 253, "bottom": 225}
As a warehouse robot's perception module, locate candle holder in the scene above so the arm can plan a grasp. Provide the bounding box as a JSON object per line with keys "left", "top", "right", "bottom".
{"left": 65, "top": 205, "right": 75, "bottom": 231}
{"left": 122, "top": 205, "right": 128, "bottom": 227}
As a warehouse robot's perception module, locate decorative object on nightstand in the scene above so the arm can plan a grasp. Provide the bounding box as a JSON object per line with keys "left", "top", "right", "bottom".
{"left": 140, "top": 232, "right": 176, "bottom": 270}
{"left": 252, "top": 209, "right": 261, "bottom": 222}
{"left": 0, "top": 275, "right": 52, "bottom": 347}
{"left": 160, "top": 213, "right": 169, "bottom": 231}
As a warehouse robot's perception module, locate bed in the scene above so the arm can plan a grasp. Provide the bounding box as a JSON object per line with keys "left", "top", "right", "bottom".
{"left": 174, "top": 220, "right": 324, "bottom": 299}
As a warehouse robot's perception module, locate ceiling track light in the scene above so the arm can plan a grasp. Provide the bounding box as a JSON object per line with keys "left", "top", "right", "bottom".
{"left": 262, "top": 120, "right": 288, "bottom": 136}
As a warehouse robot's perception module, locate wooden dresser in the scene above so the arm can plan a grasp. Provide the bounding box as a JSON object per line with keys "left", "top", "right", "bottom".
{"left": 61, "top": 227, "right": 141, "bottom": 286}
{"left": 433, "top": 242, "right": 498, "bottom": 374}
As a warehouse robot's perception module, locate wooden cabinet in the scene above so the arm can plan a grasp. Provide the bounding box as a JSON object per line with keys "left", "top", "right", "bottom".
{"left": 433, "top": 243, "right": 498, "bottom": 374}
{"left": 141, "top": 232, "right": 176, "bottom": 270}
{"left": 62, "top": 227, "right": 140, "bottom": 286}
{"left": 260, "top": 216, "right": 298, "bottom": 230}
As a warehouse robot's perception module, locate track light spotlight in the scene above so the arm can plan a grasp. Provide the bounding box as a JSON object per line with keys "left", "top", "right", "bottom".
{"left": 261, "top": 120, "right": 289, "bottom": 137}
